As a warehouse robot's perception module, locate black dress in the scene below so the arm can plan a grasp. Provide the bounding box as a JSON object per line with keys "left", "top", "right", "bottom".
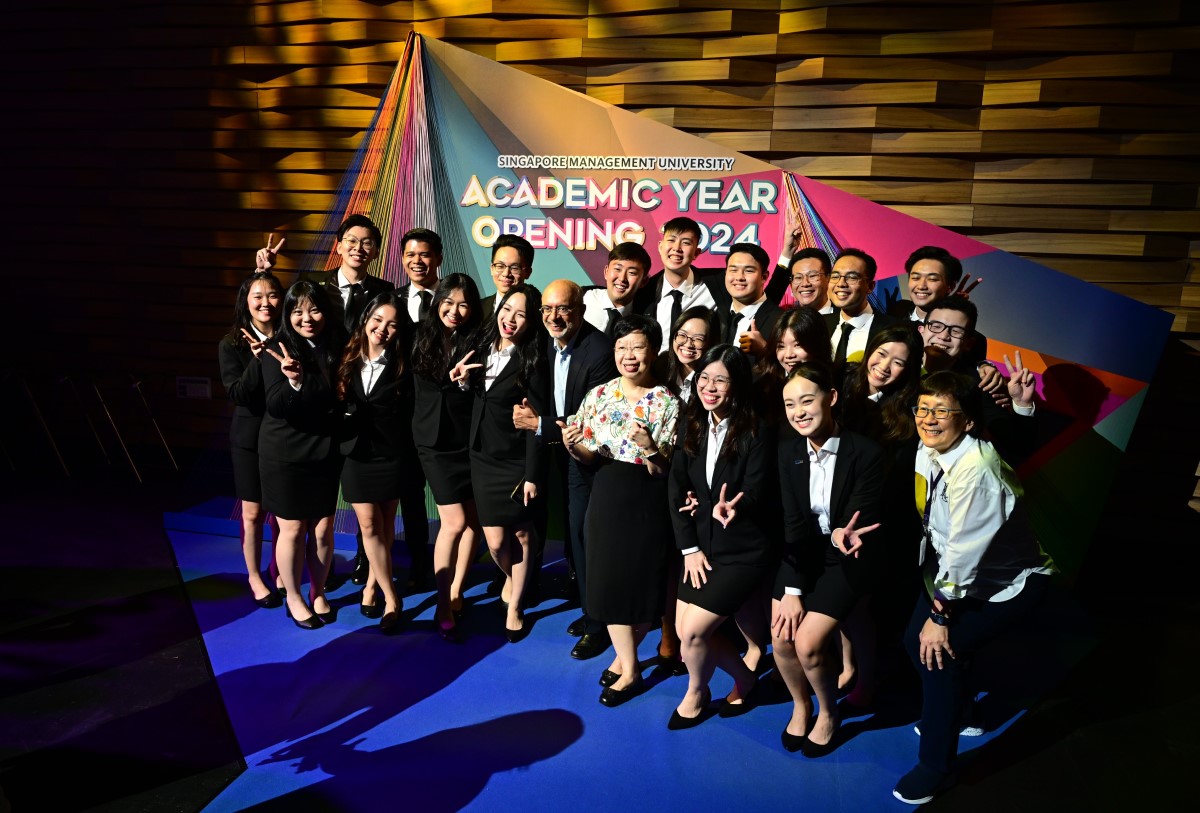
{"left": 258, "top": 336, "right": 344, "bottom": 520}
{"left": 218, "top": 332, "right": 268, "bottom": 503}
{"left": 413, "top": 372, "right": 474, "bottom": 505}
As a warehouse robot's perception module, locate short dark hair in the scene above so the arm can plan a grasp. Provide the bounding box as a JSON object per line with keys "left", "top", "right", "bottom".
{"left": 835, "top": 248, "right": 877, "bottom": 282}
{"left": 491, "top": 233, "right": 534, "bottom": 267}
{"left": 613, "top": 313, "right": 662, "bottom": 354}
{"left": 788, "top": 247, "right": 831, "bottom": 274}
{"left": 919, "top": 370, "right": 983, "bottom": 433}
{"left": 786, "top": 360, "right": 837, "bottom": 395}
{"left": 337, "top": 213, "right": 381, "bottom": 246}
{"left": 925, "top": 294, "right": 978, "bottom": 335}
{"left": 661, "top": 216, "right": 702, "bottom": 243}
{"left": 904, "top": 246, "right": 963, "bottom": 286}
{"left": 728, "top": 242, "right": 770, "bottom": 274}
{"left": 401, "top": 227, "right": 443, "bottom": 256}
{"left": 608, "top": 241, "right": 652, "bottom": 272}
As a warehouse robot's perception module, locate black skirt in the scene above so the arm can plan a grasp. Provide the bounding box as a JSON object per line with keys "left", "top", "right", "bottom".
{"left": 420, "top": 445, "right": 472, "bottom": 505}
{"left": 679, "top": 560, "right": 771, "bottom": 618}
{"left": 470, "top": 450, "right": 536, "bottom": 528}
{"left": 231, "top": 445, "right": 263, "bottom": 504}
{"left": 341, "top": 455, "right": 405, "bottom": 504}
{"left": 586, "top": 459, "right": 672, "bottom": 626}
{"left": 774, "top": 541, "right": 862, "bottom": 622}
{"left": 260, "top": 455, "right": 343, "bottom": 521}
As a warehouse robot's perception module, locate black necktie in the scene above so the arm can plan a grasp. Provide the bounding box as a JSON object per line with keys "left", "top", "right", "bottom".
{"left": 726, "top": 310, "right": 744, "bottom": 344}
{"left": 834, "top": 322, "right": 853, "bottom": 364}
{"left": 667, "top": 289, "right": 683, "bottom": 327}
{"left": 418, "top": 290, "right": 433, "bottom": 321}
{"left": 604, "top": 308, "right": 620, "bottom": 338}
{"left": 347, "top": 282, "right": 365, "bottom": 331}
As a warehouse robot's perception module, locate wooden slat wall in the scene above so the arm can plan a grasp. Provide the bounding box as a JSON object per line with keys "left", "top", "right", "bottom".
{"left": 3, "top": 0, "right": 1197, "bottom": 453}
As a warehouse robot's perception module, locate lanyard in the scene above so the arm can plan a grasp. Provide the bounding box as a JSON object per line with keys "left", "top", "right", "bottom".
{"left": 922, "top": 467, "right": 945, "bottom": 542}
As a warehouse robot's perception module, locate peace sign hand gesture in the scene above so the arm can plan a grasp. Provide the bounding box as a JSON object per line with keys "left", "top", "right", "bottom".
{"left": 264, "top": 342, "right": 303, "bottom": 385}
{"left": 240, "top": 327, "right": 267, "bottom": 358}
{"left": 449, "top": 350, "right": 483, "bottom": 384}
{"left": 1004, "top": 350, "right": 1036, "bottom": 409}
{"left": 832, "top": 510, "right": 880, "bottom": 558}
{"left": 256, "top": 233, "right": 286, "bottom": 270}
{"left": 952, "top": 275, "right": 982, "bottom": 299}
{"left": 678, "top": 490, "right": 699, "bottom": 516}
{"left": 712, "top": 483, "right": 744, "bottom": 529}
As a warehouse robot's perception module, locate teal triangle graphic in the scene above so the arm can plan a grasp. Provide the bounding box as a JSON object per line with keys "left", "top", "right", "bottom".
{"left": 1092, "top": 387, "right": 1147, "bottom": 452}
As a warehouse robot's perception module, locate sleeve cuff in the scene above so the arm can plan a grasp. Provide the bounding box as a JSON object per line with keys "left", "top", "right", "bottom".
{"left": 1013, "top": 402, "right": 1035, "bottom": 416}
{"left": 784, "top": 587, "right": 803, "bottom": 596}
{"left": 289, "top": 378, "right": 302, "bottom": 392}
{"left": 681, "top": 546, "right": 700, "bottom": 555}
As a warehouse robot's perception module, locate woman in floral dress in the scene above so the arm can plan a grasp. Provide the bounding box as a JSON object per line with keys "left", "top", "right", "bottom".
{"left": 561, "top": 314, "right": 680, "bottom": 707}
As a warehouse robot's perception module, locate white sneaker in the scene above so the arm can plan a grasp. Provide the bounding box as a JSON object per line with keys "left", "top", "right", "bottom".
{"left": 913, "top": 725, "right": 984, "bottom": 737}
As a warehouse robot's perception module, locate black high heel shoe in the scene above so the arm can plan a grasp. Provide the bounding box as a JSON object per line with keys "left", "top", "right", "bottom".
{"left": 254, "top": 591, "right": 282, "bottom": 609}
{"left": 505, "top": 613, "right": 529, "bottom": 643}
{"left": 781, "top": 713, "right": 815, "bottom": 752}
{"left": 360, "top": 596, "right": 383, "bottom": 619}
{"left": 379, "top": 605, "right": 401, "bottom": 635}
{"left": 718, "top": 682, "right": 758, "bottom": 718}
{"left": 437, "top": 620, "right": 461, "bottom": 643}
{"left": 285, "top": 601, "right": 323, "bottom": 630}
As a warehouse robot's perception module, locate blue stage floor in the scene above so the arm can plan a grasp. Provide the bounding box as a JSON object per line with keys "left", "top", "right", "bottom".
{"left": 165, "top": 503, "right": 1089, "bottom": 812}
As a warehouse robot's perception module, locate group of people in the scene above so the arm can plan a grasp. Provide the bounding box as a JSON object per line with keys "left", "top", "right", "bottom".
{"left": 218, "top": 213, "right": 1055, "bottom": 805}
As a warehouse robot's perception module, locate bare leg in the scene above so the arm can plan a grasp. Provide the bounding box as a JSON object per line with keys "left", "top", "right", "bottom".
{"left": 507, "top": 524, "right": 535, "bottom": 632}
{"left": 433, "top": 502, "right": 467, "bottom": 626}
{"left": 771, "top": 598, "right": 814, "bottom": 737}
{"left": 843, "top": 598, "right": 878, "bottom": 706}
{"left": 733, "top": 583, "right": 772, "bottom": 678}
{"left": 607, "top": 622, "right": 652, "bottom": 691}
{"left": 838, "top": 628, "right": 855, "bottom": 691}
{"left": 659, "top": 554, "right": 682, "bottom": 661}
{"left": 267, "top": 513, "right": 282, "bottom": 589}
{"left": 241, "top": 500, "right": 271, "bottom": 600}
{"left": 277, "top": 517, "right": 314, "bottom": 622}
{"left": 796, "top": 611, "right": 842, "bottom": 747}
{"left": 450, "top": 502, "right": 480, "bottom": 610}
{"left": 676, "top": 600, "right": 753, "bottom": 716}
{"left": 355, "top": 500, "right": 400, "bottom": 616}
{"left": 307, "top": 515, "right": 334, "bottom": 616}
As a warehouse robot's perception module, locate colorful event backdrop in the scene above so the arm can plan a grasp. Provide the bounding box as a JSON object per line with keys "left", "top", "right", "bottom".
{"left": 301, "top": 34, "right": 1173, "bottom": 576}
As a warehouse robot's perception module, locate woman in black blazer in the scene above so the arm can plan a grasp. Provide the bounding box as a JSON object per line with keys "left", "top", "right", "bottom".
{"left": 261, "top": 280, "right": 347, "bottom": 630}
{"left": 335, "top": 291, "right": 411, "bottom": 633}
{"left": 411, "top": 273, "right": 483, "bottom": 642}
{"left": 772, "top": 362, "right": 885, "bottom": 757}
{"left": 217, "top": 270, "right": 284, "bottom": 608}
{"left": 451, "top": 283, "right": 549, "bottom": 642}
{"left": 666, "top": 345, "right": 778, "bottom": 729}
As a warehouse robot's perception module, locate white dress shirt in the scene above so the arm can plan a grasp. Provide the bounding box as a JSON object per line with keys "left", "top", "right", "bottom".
{"left": 785, "top": 434, "right": 841, "bottom": 596}
{"left": 655, "top": 269, "right": 717, "bottom": 351}
{"left": 582, "top": 288, "right": 631, "bottom": 332}
{"left": 483, "top": 344, "right": 516, "bottom": 392}
{"left": 830, "top": 307, "right": 876, "bottom": 363}
{"left": 406, "top": 282, "right": 437, "bottom": 323}
{"left": 360, "top": 350, "right": 388, "bottom": 395}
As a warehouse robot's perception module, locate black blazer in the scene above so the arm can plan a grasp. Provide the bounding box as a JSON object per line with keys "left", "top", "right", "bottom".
{"left": 396, "top": 282, "right": 438, "bottom": 328}
{"left": 540, "top": 322, "right": 617, "bottom": 445}
{"left": 468, "top": 349, "right": 551, "bottom": 488}
{"left": 412, "top": 369, "right": 474, "bottom": 450}
{"left": 668, "top": 418, "right": 778, "bottom": 569}
{"left": 776, "top": 429, "right": 886, "bottom": 595}
{"left": 259, "top": 337, "right": 341, "bottom": 463}
{"left": 307, "top": 270, "right": 396, "bottom": 333}
{"left": 480, "top": 293, "right": 498, "bottom": 323}
{"left": 719, "top": 299, "right": 783, "bottom": 347}
{"left": 632, "top": 266, "right": 724, "bottom": 318}
{"left": 218, "top": 332, "right": 267, "bottom": 450}
{"left": 340, "top": 360, "right": 416, "bottom": 460}
{"left": 823, "top": 309, "right": 899, "bottom": 358}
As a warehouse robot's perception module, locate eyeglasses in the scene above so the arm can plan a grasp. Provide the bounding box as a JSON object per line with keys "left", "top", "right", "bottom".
{"left": 923, "top": 320, "right": 969, "bottom": 340}
{"left": 539, "top": 305, "right": 575, "bottom": 317}
{"left": 912, "top": 406, "right": 964, "bottom": 419}
{"left": 342, "top": 236, "right": 377, "bottom": 251}
{"left": 674, "top": 331, "right": 708, "bottom": 348}
{"left": 491, "top": 262, "right": 528, "bottom": 274}
{"left": 790, "top": 271, "right": 826, "bottom": 283}
{"left": 828, "top": 272, "right": 863, "bottom": 283}
{"left": 696, "top": 372, "right": 731, "bottom": 390}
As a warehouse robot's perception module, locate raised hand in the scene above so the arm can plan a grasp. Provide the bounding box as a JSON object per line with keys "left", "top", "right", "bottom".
{"left": 977, "top": 362, "right": 1007, "bottom": 395}
{"left": 832, "top": 510, "right": 880, "bottom": 558}
{"left": 240, "top": 327, "right": 267, "bottom": 358}
{"left": 678, "top": 490, "right": 699, "bottom": 516}
{"left": 256, "top": 233, "right": 286, "bottom": 270}
{"left": 738, "top": 318, "right": 766, "bottom": 356}
{"left": 264, "top": 342, "right": 302, "bottom": 385}
{"left": 952, "top": 275, "right": 983, "bottom": 299}
{"left": 1004, "top": 350, "right": 1036, "bottom": 409}
{"left": 448, "top": 350, "right": 483, "bottom": 384}
{"left": 712, "top": 483, "right": 744, "bottom": 529}
{"left": 683, "top": 549, "right": 712, "bottom": 589}
{"left": 512, "top": 397, "right": 539, "bottom": 431}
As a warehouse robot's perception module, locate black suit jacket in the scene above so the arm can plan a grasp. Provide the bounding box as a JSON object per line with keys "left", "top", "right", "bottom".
{"left": 396, "top": 282, "right": 438, "bottom": 328}
{"left": 823, "top": 308, "right": 899, "bottom": 360}
{"left": 412, "top": 370, "right": 474, "bottom": 451}
{"left": 540, "top": 322, "right": 617, "bottom": 445}
{"left": 776, "top": 429, "right": 886, "bottom": 595}
{"left": 340, "top": 361, "right": 416, "bottom": 460}
{"left": 720, "top": 299, "right": 784, "bottom": 347}
{"left": 218, "top": 333, "right": 267, "bottom": 450}
{"left": 259, "top": 337, "right": 341, "bottom": 464}
{"left": 668, "top": 418, "right": 778, "bottom": 568}
{"left": 468, "top": 350, "right": 551, "bottom": 488}
{"left": 480, "top": 293, "right": 498, "bottom": 323}
{"left": 307, "top": 270, "right": 396, "bottom": 333}
{"left": 632, "top": 266, "right": 725, "bottom": 321}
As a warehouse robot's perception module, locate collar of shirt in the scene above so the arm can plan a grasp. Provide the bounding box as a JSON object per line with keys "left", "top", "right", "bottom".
{"left": 732, "top": 294, "right": 767, "bottom": 319}
{"left": 365, "top": 349, "right": 388, "bottom": 368}
{"left": 663, "top": 269, "right": 695, "bottom": 296}
{"left": 807, "top": 433, "right": 841, "bottom": 463}
{"left": 839, "top": 308, "right": 874, "bottom": 331}
{"left": 410, "top": 280, "right": 438, "bottom": 298}
{"left": 337, "top": 269, "right": 356, "bottom": 289}
{"left": 554, "top": 329, "right": 581, "bottom": 358}
{"left": 923, "top": 433, "right": 977, "bottom": 477}
{"left": 251, "top": 325, "right": 270, "bottom": 342}
{"left": 493, "top": 343, "right": 516, "bottom": 360}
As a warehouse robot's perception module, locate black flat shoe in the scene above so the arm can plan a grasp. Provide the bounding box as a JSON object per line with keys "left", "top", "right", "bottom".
{"left": 781, "top": 730, "right": 808, "bottom": 753}
{"left": 599, "top": 678, "right": 645, "bottom": 707}
{"left": 571, "top": 632, "right": 610, "bottom": 660}
{"left": 566, "top": 616, "right": 587, "bottom": 637}
{"left": 254, "top": 592, "right": 282, "bottom": 609}
{"left": 598, "top": 669, "right": 620, "bottom": 688}
{"left": 360, "top": 599, "right": 383, "bottom": 619}
{"left": 656, "top": 654, "right": 688, "bottom": 676}
{"left": 718, "top": 683, "right": 758, "bottom": 718}
{"left": 800, "top": 719, "right": 842, "bottom": 758}
{"left": 667, "top": 687, "right": 712, "bottom": 730}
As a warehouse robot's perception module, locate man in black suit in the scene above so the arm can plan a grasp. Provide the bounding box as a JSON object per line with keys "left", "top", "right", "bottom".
{"left": 823, "top": 248, "right": 898, "bottom": 366}
{"left": 889, "top": 246, "right": 989, "bottom": 368}
{"left": 305, "top": 214, "right": 396, "bottom": 334}
{"left": 633, "top": 216, "right": 723, "bottom": 351}
{"left": 396, "top": 227, "right": 442, "bottom": 328}
{"left": 720, "top": 242, "right": 783, "bottom": 360}
{"left": 582, "top": 242, "right": 651, "bottom": 336}
{"left": 480, "top": 234, "right": 534, "bottom": 321}
{"left": 513, "top": 279, "right": 617, "bottom": 660}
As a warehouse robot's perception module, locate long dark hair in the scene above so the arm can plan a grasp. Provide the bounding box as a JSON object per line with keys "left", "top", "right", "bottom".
{"left": 336, "top": 291, "right": 405, "bottom": 400}
{"left": 273, "top": 280, "right": 346, "bottom": 376}
{"left": 413, "top": 273, "right": 482, "bottom": 381}
{"left": 661, "top": 305, "right": 721, "bottom": 397}
{"left": 229, "top": 271, "right": 283, "bottom": 346}
{"left": 841, "top": 324, "right": 923, "bottom": 444}
{"left": 756, "top": 306, "right": 832, "bottom": 383}
{"left": 683, "top": 344, "right": 757, "bottom": 460}
{"left": 473, "top": 283, "right": 545, "bottom": 393}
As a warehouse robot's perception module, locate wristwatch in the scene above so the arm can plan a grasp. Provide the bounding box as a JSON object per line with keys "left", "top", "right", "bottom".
{"left": 929, "top": 608, "right": 951, "bottom": 626}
